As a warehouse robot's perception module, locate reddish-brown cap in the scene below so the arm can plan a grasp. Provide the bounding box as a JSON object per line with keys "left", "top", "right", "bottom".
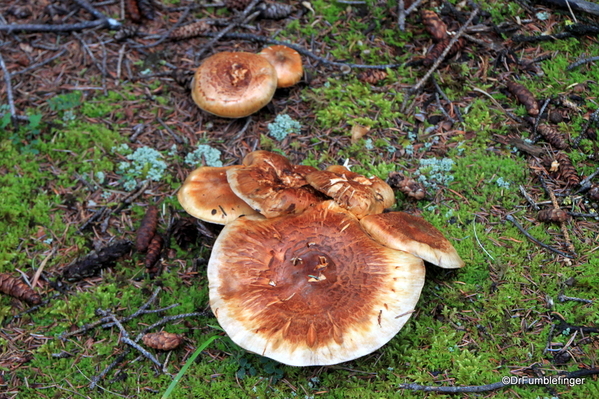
{"left": 305, "top": 165, "right": 395, "bottom": 219}
{"left": 208, "top": 201, "right": 425, "bottom": 366}
{"left": 258, "top": 45, "right": 303, "bottom": 88}
{"left": 191, "top": 52, "right": 278, "bottom": 118}
{"left": 177, "top": 165, "right": 259, "bottom": 224}
{"left": 360, "top": 212, "right": 465, "bottom": 269}
{"left": 226, "top": 151, "right": 323, "bottom": 218}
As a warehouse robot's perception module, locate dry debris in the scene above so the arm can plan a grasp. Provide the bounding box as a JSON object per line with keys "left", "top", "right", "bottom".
{"left": 62, "top": 240, "right": 132, "bottom": 281}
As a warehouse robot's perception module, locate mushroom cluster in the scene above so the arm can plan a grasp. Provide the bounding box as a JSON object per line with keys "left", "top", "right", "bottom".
{"left": 177, "top": 151, "right": 464, "bottom": 366}
{"left": 191, "top": 45, "right": 303, "bottom": 118}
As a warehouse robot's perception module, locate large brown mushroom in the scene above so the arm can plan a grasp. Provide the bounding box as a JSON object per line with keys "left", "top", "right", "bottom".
{"left": 208, "top": 200, "right": 425, "bottom": 366}
{"left": 226, "top": 150, "right": 324, "bottom": 218}
{"left": 177, "top": 165, "right": 259, "bottom": 225}
{"left": 305, "top": 165, "right": 395, "bottom": 219}
{"left": 258, "top": 45, "right": 303, "bottom": 88}
{"left": 360, "top": 212, "right": 465, "bottom": 269}
{"left": 191, "top": 52, "right": 278, "bottom": 118}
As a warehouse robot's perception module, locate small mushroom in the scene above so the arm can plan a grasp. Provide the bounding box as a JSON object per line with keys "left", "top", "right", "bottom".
{"left": 226, "top": 150, "right": 324, "bottom": 218}
{"left": 360, "top": 212, "right": 465, "bottom": 269}
{"left": 177, "top": 165, "right": 259, "bottom": 225}
{"left": 258, "top": 45, "right": 303, "bottom": 88}
{"left": 208, "top": 200, "right": 425, "bottom": 366}
{"left": 305, "top": 165, "right": 395, "bottom": 219}
{"left": 191, "top": 52, "right": 278, "bottom": 118}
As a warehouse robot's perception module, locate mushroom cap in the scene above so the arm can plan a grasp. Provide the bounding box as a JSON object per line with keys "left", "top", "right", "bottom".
{"left": 305, "top": 165, "right": 395, "bottom": 219}
{"left": 191, "top": 52, "right": 278, "bottom": 118}
{"left": 177, "top": 165, "right": 259, "bottom": 224}
{"left": 360, "top": 212, "right": 465, "bottom": 269}
{"left": 208, "top": 201, "right": 425, "bottom": 366}
{"left": 258, "top": 45, "right": 303, "bottom": 88}
{"left": 226, "top": 150, "right": 323, "bottom": 218}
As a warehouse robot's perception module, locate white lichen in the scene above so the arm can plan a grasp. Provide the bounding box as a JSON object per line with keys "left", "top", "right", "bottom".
{"left": 117, "top": 146, "right": 167, "bottom": 191}
{"left": 267, "top": 114, "right": 301, "bottom": 141}
{"left": 185, "top": 144, "right": 223, "bottom": 167}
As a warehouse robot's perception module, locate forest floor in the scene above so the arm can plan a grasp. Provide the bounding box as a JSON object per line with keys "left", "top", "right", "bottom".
{"left": 1, "top": 0, "right": 599, "bottom": 398}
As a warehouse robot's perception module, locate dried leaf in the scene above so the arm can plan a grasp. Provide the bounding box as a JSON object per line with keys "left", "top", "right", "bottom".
{"left": 0, "top": 273, "right": 41, "bottom": 305}
{"left": 350, "top": 124, "right": 370, "bottom": 143}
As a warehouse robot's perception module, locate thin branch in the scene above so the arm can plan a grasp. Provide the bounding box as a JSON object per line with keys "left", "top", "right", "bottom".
{"left": 198, "top": 32, "right": 402, "bottom": 69}
{"left": 0, "top": 52, "right": 18, "bottom": 128}
{"left": 0, "top": 19, "right": 120, "bottom": 33}
{"left": 505, "top": 214, "right": 574, "bottom": 258}
{"left": 399, "top": 381, "right": 508, "bottom": 393}
{"left": 410, "top": 7, "right": 479, "bottom": 94}
{"left": 196, "top": 0, "right": 262, "bottom": 59}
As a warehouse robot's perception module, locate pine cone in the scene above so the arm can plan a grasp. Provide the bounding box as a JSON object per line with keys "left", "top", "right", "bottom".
{"left": 125, "top": 0, "right": 141, "bottom": 23}
{"left": 537, "top": 208, "right": 570, "bottom": 223}
{"left": 224, "top": 0, "right": 253, "bottom": 11}
{"left": 537, "top": 125, "right": 568, "bottom": 150}
{"left": 136, "top": 205, "right": 159, "bottom": 253}
{"left": 144, "top": 234, "right": 164, "bottom": 270}
{"left": 172, "top": 217, "right": 201, "bottom": 250}
{"left": 171, "top": 69, "right": 195, "bottom": 91}
{"left": 258, "top": 2, "right": 294, "bottom": 19}
{"left": 115, "top": 25, "right": 139, "bottom": 41}
{"left": 142, "top": 331, "right": 183, "bottom": 351}
{"left": 137, "top": 0, "right": 155, "bottom": 20}
{"left": 506, "top": 80, "right": 539, "bottom": 116}
{"left": 357, "top": 70, "right": 388, "bottom": 85}
{"left": 553, "top": 152, "right": 580, "bottom": 186}
{"left": 421, "top": 9, "right": 447, "bottom": 41}
{"left": 422, "top": 37, "right": 464, "bottom": 67}
{"left": 169, "top": 20, "right": 210, "bottom": 40}
{"left": 588, "top": 185, "right": 599, "bottom": 201}
{"left": 0, "top": 273, "right": 41, "bottom": 305}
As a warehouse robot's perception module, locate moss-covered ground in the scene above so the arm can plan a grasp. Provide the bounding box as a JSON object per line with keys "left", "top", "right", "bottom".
{"left": 1, "top": 0, "right": 598, "bottom": 398}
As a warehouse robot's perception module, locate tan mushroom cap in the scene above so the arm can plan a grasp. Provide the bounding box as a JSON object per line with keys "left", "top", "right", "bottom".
{"left": 226, "top": 150, "right": 324, "bottom": 218}
{"left": 258, "top": 45, "right": 303, "bottom": 88}
{"left": 177, "top": 165, "right": 259, "bottom": 225}
{"left": 191, "top": 52, "right": 278, "bottom": 118}
{"left": 208, "top": 201, "right": 425, "bottom": 366}
{"left": 360, "top": 212, "right": 465, "bottom": 269}
{"left": 305, "top": 165, "right": 395, "bottom": 219}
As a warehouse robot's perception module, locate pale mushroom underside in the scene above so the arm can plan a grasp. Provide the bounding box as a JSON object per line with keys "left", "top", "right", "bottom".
{"left": 208, "top": 201, "right": 425, "bottom": 366}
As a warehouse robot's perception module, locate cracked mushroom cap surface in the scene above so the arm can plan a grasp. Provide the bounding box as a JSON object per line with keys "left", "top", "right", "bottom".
{"left": 191, "top": 52, "right": 278, "bottom": 118}
{"left": 226, "top": 150, "right": 324, "bottom": 218}
{"left": 177, "top": 165, "right": 259, "bottom": 224}
{"left": 360, "top": 212, "right": 465, "bottom": 269}
{"left": 305, "top": 165, "right": 395, "bottom": 219}
{"left": 208, "top": 200, "right": 425, "bottom": 366}
{"left": 258, "top": 45, "right": 303, "bottom": 88}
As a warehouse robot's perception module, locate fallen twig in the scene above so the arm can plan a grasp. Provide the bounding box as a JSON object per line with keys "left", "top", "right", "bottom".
{"left": 410, "top": 7, "right": 479, "bottom": 94}
{"left": 196, "top": 0, "right": 262, "bottom": 59}
{"left": 0, "top": 52, "right": 18, "bottom": 129}
{"left": 0, "top": 18, "right": 120, "bottom": 33}
{"left": 558, "top": 293, "right": 593, "bottom": 304}
{"left": 399, "top": 381, "right": 508, "bottom": 393}
{"left": 505, "top": 214, "right": 574, "bottom": 258}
